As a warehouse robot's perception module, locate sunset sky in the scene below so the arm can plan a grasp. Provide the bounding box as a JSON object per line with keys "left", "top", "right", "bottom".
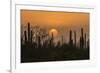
{"left": 21, "top": 10, "right": 89, "bottom": 43}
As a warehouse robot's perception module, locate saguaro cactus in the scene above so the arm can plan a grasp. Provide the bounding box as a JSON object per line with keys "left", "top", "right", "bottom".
{"left": 69, "top": 30, "right": 73, "bottom": 46}
{"left": 80, "top": 28, "right": 84, "bottom": 49}
{"left": 84, "top": 33, "right": 86, "bottom": 48}
{"left": 74, "top": 31, "right": 76, "bottom": 47}
{"left": 28, "top": 22, "right": 31, "bottom": 43}
{"left": 24, "top": 30, "right": 27, "bottom": 44}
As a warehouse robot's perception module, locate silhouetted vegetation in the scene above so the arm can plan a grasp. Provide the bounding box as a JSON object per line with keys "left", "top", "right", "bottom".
{"left": 21, "top": 22, "right": 89, "bottom": 63}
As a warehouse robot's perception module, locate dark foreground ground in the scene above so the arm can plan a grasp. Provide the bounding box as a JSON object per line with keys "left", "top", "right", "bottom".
{"left": 21, "top": 44, "right": 89, "bottom": 63}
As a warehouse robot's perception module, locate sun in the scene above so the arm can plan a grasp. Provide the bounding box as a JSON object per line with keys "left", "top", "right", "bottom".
{"left": 49, "top": 29, "right": 58, "bottom": 37}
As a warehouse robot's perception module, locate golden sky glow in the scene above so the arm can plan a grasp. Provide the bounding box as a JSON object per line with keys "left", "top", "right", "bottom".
{"left": 21, "top": 10, "right": 89, "bottom": 43}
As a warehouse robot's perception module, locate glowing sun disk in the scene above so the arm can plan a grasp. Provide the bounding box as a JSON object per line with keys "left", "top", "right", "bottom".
{"left": 49, "top": 29, "right": 58, "bottom": 37}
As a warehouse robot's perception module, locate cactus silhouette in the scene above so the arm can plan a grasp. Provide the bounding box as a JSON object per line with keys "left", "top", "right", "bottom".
{"left": 84, "top": 33, "right": 86, "bottom": 48}
{"left": 80, "top": 28, "right": 84, "bottom": 49}
{"left": 24, "top": 30, "right": 27, "bottom": 44}
{"left": 69, "top": 30, "right": 73, "bottom": 47}
{"left": 74, "top": 31, "right": 76, "bottom": 47}
{"left": 27, "top": 22, "right": 31, "bottom": 43}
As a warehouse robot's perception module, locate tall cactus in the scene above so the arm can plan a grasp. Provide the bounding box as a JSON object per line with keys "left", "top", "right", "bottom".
{"left": 50, "top": 32, "right": 54, "bottom": 47}
{"left": 84, "top": 33, "right": 86, "bottom": 48}
{"left": 74, "top": 31, "right": 76, "bottom": 47}
{"left": 69, "top": 30, "right": 73, "bottom": 46}
{"left": 28, "top": 22, "right": 31, "bottom": 43}
{"left": 80, "top": 28, "right": 84, "bottom": 49}
{"left": 24, "top": 30, "right": 27, "bottom": 44}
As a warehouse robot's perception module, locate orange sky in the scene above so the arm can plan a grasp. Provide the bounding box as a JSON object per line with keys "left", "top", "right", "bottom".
{"left": 21, "top": 10, "right": 89, "bottom": 43}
